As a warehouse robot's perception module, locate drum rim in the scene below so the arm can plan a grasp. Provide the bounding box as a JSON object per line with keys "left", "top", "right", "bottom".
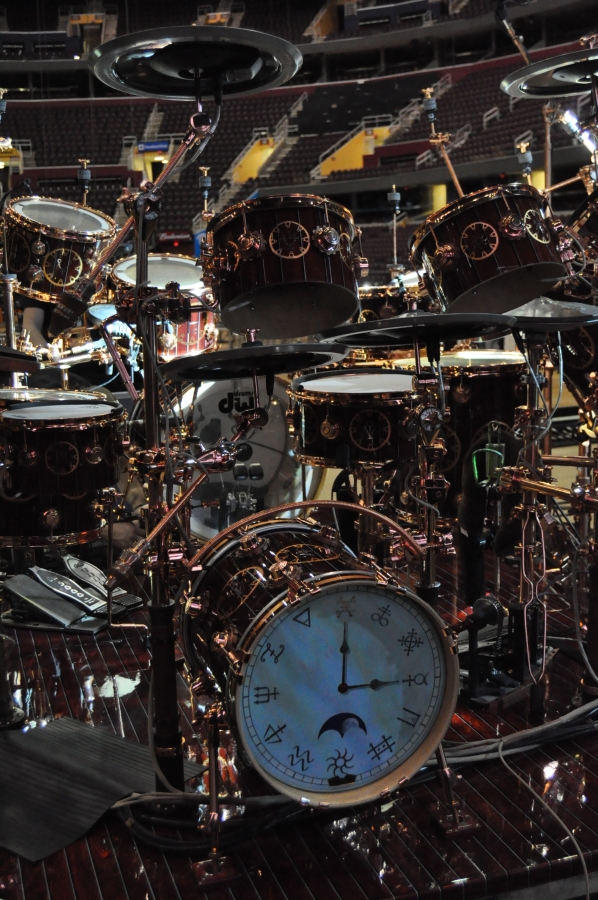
{"left": 7, "top": 195, "right": 117, "bottom": 241}
{"left": 1, "top": 403, "right": 125, "bottom": 425}
{"left": 111, "top": 252, "right": 204, "bottom": 290}
{"left": 231, "top": 573, "right": 459, "bottom": 807}
{"left": 0, "top": 388, "right": 107, "bottom": 403}
{"left": 290, "top": 366, "right": 417, "bottom": 399}
{"left": 409, "top": 182, "right": 544, "bottom": 259}
{"left": 0, "top": 527, "right": 102, "bottom": 548}
{"left": 206, "top": 193, "right": 356, "bottom": 238}
{"left": 397, "top": 349, "right": 527, "bottom": 375}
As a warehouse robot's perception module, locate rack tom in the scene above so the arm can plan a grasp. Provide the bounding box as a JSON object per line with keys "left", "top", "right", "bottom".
{"left": 410, "top": 184, "right": 567, "bottom": 314}
{"left": 288, "top": 368, "right": 418, "bottom": 469}
{"left": 0, "top": 390, "right": 126, "bottom": 546}
{"left": 202, "top": 194, "right": 364, "bottom": 339}
{"left": 4, "top": 196, "right": 116, "bottom": 305}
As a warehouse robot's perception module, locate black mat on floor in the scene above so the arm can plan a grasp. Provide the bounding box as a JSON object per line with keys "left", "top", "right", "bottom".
{"left": 0, "top": 717, "right": 204, "bottom": 861}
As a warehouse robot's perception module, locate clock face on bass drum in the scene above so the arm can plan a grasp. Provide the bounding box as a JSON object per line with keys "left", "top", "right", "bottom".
{"left": 234, "top": 579, "right": 457, "bottom": 806}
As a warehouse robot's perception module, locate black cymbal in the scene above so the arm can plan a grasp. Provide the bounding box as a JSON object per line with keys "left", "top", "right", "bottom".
{"left": 161, "top": 343, "right": 347, "bottom": 382}
{"left": 507, "top": 296, "right": 598, "bottom": 332}
{"left": 91, "top": 26, "right": 302, "bottom": 100}
{"left": 317, "top": 312, "right": 517, "bottom": 349}
{"left": 501, "top": 48, "right": 598, "bottom": 99}
{"left": 0, "top": 346, "right": 40, "bottom": 375}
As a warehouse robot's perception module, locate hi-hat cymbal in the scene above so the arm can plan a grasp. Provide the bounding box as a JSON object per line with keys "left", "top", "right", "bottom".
{"left": 91, "top": 26, "right": 302, "bottom": 101}
{"left": 507, "top": 296, "right": 598, "bottom": 332}
{"left": 0, "top": 346, "right": 40, "bottom": 375}
{"left": 501, "top": 48, "right": 598, "bottom": 98}
{"left": 161, "top": 343, "right": 347, "bottom": 383}
{"left": 317, "top": 312, "right": 516, "bottom": 349}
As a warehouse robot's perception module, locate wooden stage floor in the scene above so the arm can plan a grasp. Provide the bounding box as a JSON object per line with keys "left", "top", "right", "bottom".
{"left": 1, "top": 554, "right": 598, "bottom": 900}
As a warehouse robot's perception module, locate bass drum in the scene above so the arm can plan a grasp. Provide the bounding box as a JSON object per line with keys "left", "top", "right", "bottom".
{"left": 182, "top": 518, "right": 459, "bottom": 808}
{"left": 182, "top": 377, "right": 322, "bottom": 541}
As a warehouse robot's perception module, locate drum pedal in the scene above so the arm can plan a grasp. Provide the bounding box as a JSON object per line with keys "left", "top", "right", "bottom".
{"left": 28, "top": 567, "right": 132, "bottom": 618}
{"left": 2, "top": 574, "right": 106, "bottom": 633}
{"left": 60, "top": 555, "right": 143, "bottom": 610}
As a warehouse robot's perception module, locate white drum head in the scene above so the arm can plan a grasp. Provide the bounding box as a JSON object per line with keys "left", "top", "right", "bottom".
{"left": 400, "top": 350, "right": 525, "bottom": 369}
{"left": 3, "top": 404, "right": 113, "bottom": 422}
{"left": 304, "top": 372, "right": 414, "bottom": 394}
{"left": 0, "top": 389, "right": 102, "bottom": 405}
{"left": 113, "top": 254, "right": 204, "bottom": 296}
{"left": 12, "top": 197, "right": 113, "bottom": 235}
{"left": 88, "top": 304, "right": 118, "bottom": 323}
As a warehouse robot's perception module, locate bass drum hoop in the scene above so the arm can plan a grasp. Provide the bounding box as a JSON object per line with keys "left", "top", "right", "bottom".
{"left": 6, "top": 196, "right": 116, "bottom": 242}
{"left": 208, "top": 193, "right": 356, "bottom": 239}
{"left": 227, "top": 572, "right": 459, "bottom": 807}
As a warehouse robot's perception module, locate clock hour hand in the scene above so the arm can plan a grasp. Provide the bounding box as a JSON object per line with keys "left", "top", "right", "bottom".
{"left": 339, "top": 678, "right": 402, "bottom": 693}
{"left": 338, "top": 622, "right": 349, "bottom": 692}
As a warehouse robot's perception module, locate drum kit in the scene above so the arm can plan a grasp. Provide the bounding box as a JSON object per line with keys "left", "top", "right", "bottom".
{"left": 2, "top": 21, "right": 598, "bottom": 850}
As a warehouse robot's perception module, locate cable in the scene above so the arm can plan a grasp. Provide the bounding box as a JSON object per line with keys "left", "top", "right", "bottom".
{"left": 497, "top": 740, "right": 590, "bottom": 900}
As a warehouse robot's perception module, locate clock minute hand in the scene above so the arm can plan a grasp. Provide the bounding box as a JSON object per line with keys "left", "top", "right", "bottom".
{"left": 338, "top": 623, "right": 349, "bottom": 692}
{"left": 341, "top": 678, "right": 403, "bottom": 692}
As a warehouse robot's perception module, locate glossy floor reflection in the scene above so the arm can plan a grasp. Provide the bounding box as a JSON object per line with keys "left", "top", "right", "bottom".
{"left": 0, "top": 555, "right": 596, "bottom": 900}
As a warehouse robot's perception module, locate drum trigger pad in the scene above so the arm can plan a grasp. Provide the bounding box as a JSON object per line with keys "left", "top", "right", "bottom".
{"left": 237, "top": 231, "right": 265, "bottom": 259}
{"left": 85, "top": 445, "right": 104, "bottom": 465}
{"left": 433, "top": 244, "right": 458, "bottom": 270}
{"left": 313, "top": 225, "right": 340, "bottom": 255}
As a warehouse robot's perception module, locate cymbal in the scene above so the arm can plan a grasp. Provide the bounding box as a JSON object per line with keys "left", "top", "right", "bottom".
{"left": 317, "top": 312, "right": 517, "bottom": 349}
{"left": 91, "top": 26, "right": 302, "bottom": 101}
{"left": 0, "top": 346, "right": 41, "bottom": 375}
{"left": 501, "top": 48, "right": 598, "bottom": 99}
{"left": 160, "top": 343, "right": 347, "bottom": 382}
{"left": 507, "top": 296, "right": 598, "bottom": 332}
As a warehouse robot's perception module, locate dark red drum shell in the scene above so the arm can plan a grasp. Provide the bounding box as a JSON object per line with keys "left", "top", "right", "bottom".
{"left": 208, "top": 193, "right": 355, "bottom": 238}
{"left": 207, "top": 194, "right": 359, "bottom": 339}
{"left": 410, "top": 183, "right": 566, "bottom": 312}
{"left": 221, "top": 281, "right": 358, "bottom": 340}
{"left": 409, "top": 183, "right": 544, "bottom": 254}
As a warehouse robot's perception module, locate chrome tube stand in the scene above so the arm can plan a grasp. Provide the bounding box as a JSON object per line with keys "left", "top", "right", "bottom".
{"left": 1, "top": 273, "right": 21, "bottom": 388}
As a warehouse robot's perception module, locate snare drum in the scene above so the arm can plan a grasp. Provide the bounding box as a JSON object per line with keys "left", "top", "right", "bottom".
{"left": 4, "top": 197, "right": 116, "bottom": 304}
{"left": 177, "top": 378, "right": 321, "bottom": 541}
{"left": 202, "top": 194, "right": 363, "bottom": 339}
{"left": 0, "top": 392, "right": 126, "bottom": 546}
{"left": 288, "top": 368, "right": 418, "bottom": 468}
{"left": 410, "top": 184, "right": 567, "bottom": 314}
{"left": 106, "top": 253, "right": 217, "bottom": 360}
{"left": 399, "top": 350, "right": 526, "bottom": 503}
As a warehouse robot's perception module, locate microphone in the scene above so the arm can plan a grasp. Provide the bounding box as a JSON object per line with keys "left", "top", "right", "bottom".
{"left": 48, "top": 279, "right": 97, "bottom": 337}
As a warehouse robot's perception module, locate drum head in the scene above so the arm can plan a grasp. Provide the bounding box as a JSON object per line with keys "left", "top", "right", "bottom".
{"left": 220, "top": 282, "right": 359, "bottom": 340}
{"left": 112, "top": 254, "right": 204, "bottom": 295}
{"left": 88, "top": 304, "right": 118, "bottom": 324}
{"left": 400, "top": 350, "right": 525, "bottom": 369}
{"left": 3, "top": 403, "right": 114, "bottom": 422}
{"left": 0, "top": 388, "right": 106, "bottom": 406}
{"left": 183, "top": 379, "right": 322, "bottom": 541}
{"left": 447, "top": 262, "right": 566, "bottom": 314}
{"left": 11, "top": 197, "right": 114, "bottom": 236}
{"left": 295, "top": 370, "right": 414, "bottom": 395}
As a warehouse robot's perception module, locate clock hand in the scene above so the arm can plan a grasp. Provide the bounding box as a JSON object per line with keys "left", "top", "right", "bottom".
{"left": 338, "top": 622, "right": 349, "bottom": 692}
{"left": 339, "top": 678, "right": 402, "bottom": 693}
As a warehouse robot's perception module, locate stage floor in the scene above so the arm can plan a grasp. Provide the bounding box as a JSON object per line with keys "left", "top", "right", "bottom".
{"left": 1, "top": 555, "right": 597, "bottom": 900}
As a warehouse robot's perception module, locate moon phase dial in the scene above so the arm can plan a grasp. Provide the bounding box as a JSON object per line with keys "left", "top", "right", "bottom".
{"left": 349, "top": 410, "right": 391, "bottom": 452}
{"left": 269, "top": 221, "right": 310, "bottom": 259}
{"left": 42, "top": 248, "right": 83, "bottom": 286}
{"left": 460, "top": 221, "right": 499, "bottom": 260}
{"left": 524, "top": 209, "right": 551, "bottom": 244}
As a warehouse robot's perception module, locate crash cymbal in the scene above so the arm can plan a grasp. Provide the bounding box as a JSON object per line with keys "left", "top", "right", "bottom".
{"left": 317, "top": 312, "right": 517, "bottom": 349}
{"left": 0, "top": 346, "right": 41, "bottom": 375}
{"left": 91, "top": 26, "right": 302, "bottom": 101}
{"left": 160, "top": 343, "right": 347, "bottom": 382}
{"left": 501, "top": 48, "right": 598, "bottom": 99}
{"left": 507, "top": 296, "right": 598, "bottom": 332}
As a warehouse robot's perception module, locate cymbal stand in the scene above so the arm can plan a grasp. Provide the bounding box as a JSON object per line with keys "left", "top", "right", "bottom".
{"left": 422, "top": 88, "right": 464, "bottom": 199}
{"left": 507, "top": 331, "right": 549, "bottom": 708}
{"left": 0, "top": 272, "right": 21, "bottom": 388}
{"left": 409, "top": 334, "right": 449, "bottom": 607}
